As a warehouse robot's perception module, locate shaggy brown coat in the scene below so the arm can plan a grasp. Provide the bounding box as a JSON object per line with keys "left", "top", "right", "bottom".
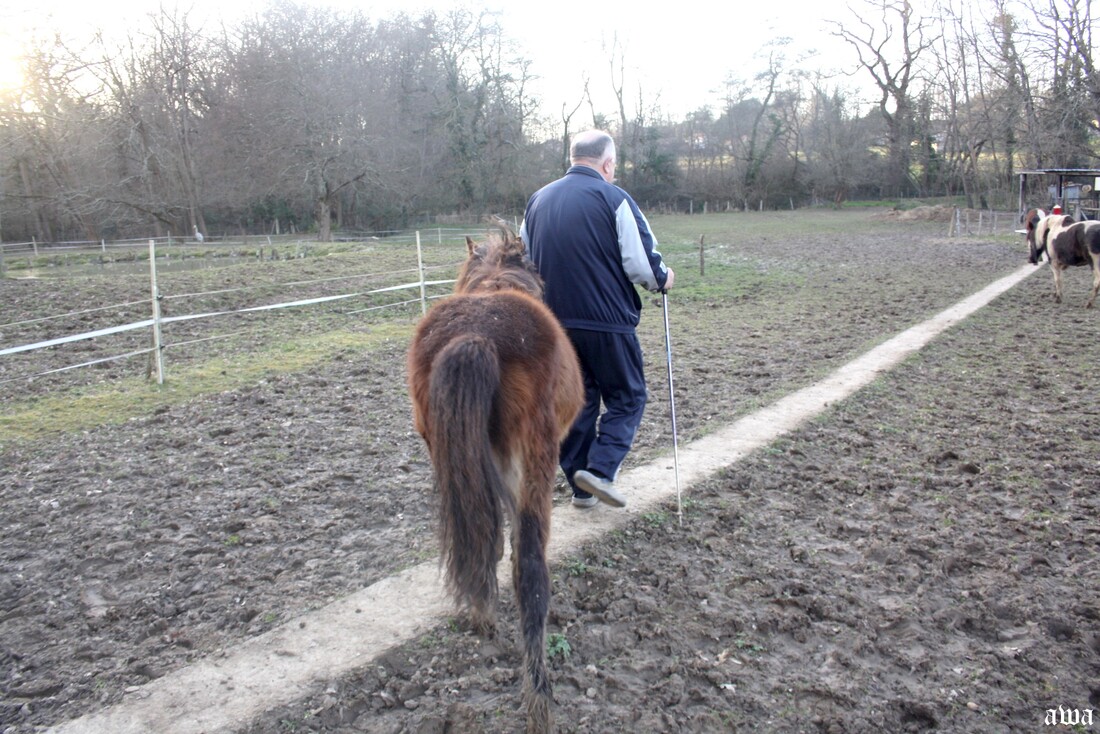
{"left": 407, "top": 224, "right": 583, "bottom": 734}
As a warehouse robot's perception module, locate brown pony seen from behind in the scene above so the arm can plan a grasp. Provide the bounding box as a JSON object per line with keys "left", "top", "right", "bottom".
{"left": 407, "top": 221, "right": 583, "bottom": 733}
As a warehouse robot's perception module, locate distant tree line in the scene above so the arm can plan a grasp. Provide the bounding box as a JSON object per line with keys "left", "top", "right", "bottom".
{"left": 0, "top": 0, "right": 1097, "bottom": 243}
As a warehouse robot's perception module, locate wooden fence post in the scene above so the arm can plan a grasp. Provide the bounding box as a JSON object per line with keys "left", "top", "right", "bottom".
{"left": 416, "top": 231, "right": 428, "bottom": 316}
{"left": 148, "top": 239, "right": 166, "bottom": 384}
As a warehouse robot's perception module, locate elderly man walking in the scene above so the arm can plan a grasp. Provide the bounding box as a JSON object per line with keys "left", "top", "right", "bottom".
{"left": 520, "top": 129, "right": 675, "bottom": 508}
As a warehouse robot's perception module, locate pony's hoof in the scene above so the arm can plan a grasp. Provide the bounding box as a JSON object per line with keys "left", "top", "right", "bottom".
{"left": 471, "top": 614, "right": 497, "bottom": 639}
{"left": 524, "top": 691, "right": 553, "bottom": 734}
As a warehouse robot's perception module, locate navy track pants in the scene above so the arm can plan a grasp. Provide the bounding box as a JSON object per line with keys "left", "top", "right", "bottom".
{"left": 559, "top": 328, "right": 647, "bottom": 488}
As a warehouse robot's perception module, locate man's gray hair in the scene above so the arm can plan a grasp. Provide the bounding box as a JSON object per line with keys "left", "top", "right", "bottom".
{"left": 571, "top": 130, "right": 614, "bottom": 163}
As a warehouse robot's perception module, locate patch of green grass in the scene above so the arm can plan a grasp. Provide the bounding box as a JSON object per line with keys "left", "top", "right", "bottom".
{"left": 565, "top": 559, "right": 590, "bottom": 577}
{"left": 546, "top": 633, "right": 571, "bottom": 661}
{"left": 733, "top": 634, "right": 766, "bottom": 655}
{"left": 0, "top": 323, "right": 411, "bottom": 445}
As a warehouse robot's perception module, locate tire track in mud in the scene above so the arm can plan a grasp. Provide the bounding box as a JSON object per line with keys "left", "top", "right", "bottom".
{"left": 48, "top": 265, "right": 1038, "bottom": 734}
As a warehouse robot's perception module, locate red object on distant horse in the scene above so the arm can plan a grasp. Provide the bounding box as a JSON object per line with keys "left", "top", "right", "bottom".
{"left": 407, "top": 221, "right": 583, "bottom": 734}
{"left": 1053, "top": 204, "right": 1063, "bottom": 214}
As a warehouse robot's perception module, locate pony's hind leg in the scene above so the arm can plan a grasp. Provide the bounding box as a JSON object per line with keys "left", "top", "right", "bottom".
{"left": 514, "top": 506, "right": 553, "bottom": 734}
{"left": 512, "top": 452, "right": 555, "bottom": 734}
{"left": 1086, "top": 265, "right": 1100, "bottom": 308}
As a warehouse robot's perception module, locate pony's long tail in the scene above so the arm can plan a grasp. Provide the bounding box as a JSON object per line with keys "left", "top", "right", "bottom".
{"left": 427, "top": 335, "right": 513, "bottom": 623}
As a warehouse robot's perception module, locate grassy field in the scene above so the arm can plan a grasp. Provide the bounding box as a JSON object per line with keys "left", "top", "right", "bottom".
{"left": 0, "top": 208, "right": 1020, "bottom": 446}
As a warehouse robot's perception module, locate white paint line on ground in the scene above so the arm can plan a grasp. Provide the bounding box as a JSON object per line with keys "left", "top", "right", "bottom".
{"left": 49, "top": 264, "right": 1037, "bottom": 734}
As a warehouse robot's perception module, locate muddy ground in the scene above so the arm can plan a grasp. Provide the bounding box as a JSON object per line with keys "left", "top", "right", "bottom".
{"left": 2, "top": 211, "right": 1098, "bottom": 733}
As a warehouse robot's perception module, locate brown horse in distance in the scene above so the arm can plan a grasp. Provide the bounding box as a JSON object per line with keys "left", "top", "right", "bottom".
{"left": 407, "top": 222, "right": 583, "bottom": 733}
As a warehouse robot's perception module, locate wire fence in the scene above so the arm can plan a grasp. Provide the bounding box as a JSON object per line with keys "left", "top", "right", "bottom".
{"left": 0, "top": 229, "right": 475, "bottom": 389}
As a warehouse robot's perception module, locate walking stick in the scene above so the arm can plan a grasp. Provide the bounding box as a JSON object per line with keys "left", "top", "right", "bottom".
{"left": 661, "top": 290, "right": 683, "bottom": 526}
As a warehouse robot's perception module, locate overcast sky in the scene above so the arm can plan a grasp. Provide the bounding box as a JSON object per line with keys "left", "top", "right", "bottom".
{"left": 1, "top": 0, "right": 872, "bottom": 121}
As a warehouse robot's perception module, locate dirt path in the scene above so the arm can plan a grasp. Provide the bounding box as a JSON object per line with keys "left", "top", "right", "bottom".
{"left": 49, "top": 265, "right": 1040, "bottom": 734}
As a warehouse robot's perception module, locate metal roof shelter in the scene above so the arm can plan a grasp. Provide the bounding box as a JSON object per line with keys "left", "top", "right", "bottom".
{"left": 1017, "top": 167, "right": 1100, "bottom": 219}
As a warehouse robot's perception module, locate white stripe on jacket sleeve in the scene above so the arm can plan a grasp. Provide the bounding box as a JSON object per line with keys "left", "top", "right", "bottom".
{"left": 615, "top": 199, "right": 666, "bottom": 291}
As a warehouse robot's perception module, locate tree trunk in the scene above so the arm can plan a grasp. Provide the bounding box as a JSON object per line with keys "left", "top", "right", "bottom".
{"left": 317, "top": 196, "right": 332, "bottom": 242}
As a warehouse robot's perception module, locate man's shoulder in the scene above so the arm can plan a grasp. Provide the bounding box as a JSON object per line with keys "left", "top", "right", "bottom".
{"left": 533, "top": 169, "right": 613, "bottom": 200}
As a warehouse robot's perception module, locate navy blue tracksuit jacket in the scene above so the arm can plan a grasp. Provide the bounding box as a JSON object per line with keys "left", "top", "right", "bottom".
{"left": 519, "top": 165, "right": 669, "bottom": 334}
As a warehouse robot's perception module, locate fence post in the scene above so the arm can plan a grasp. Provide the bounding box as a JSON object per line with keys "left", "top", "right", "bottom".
{"left": 0, "top": 245, "right": 5, "bottom": 278}
{"left": 32, "top": 236, "right": 38, "bottom": 257}
{"left": 416, "top": 231, "right": 428, "bottom": 316}
{"left": 148, "top": 239, "right": 166, "bottom": 384}
{"left": 437, "top": 227, "right": 442, "bottom": 245}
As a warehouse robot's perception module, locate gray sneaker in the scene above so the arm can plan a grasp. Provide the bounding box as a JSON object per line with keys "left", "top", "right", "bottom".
{"left": 571, "top": 492, "right": 599, "bottom": 509}
{"left": 573, "top": 470, "right": 627, "bottom": 508}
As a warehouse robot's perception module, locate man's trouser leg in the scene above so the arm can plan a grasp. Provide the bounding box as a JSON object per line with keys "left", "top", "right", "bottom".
{"left": 560, "top": 329, "right": 647, "bottom": 484}
{"left": 559, "top": 368, "right": 600, "bottom": 490}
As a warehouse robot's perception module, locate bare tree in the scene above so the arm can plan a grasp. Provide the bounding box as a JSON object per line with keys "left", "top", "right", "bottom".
{"left": 718, "top": 41, "right": 800, "bottom": 210}
{"left": 832, "top": 0, "right": 938, "bottom": 196}
{"left": 0, "top": 38, "right": 117, "bottom": 241}
{"left": 802, "top": 81, "right": 878, "bottom": 206}
{"left": 1025, "top": 0, "right": 1097, "bottom": 164}
{"left": 219, "top": 4, "right": 385, "bottom": 240}
{"left": 560, "top": 80, "right": 589, "bottom": 174}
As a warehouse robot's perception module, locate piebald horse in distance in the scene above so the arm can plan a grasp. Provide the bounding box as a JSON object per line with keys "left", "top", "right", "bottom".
{"left": 1029, "top": 209, "right": 1100, "bottom": 308}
